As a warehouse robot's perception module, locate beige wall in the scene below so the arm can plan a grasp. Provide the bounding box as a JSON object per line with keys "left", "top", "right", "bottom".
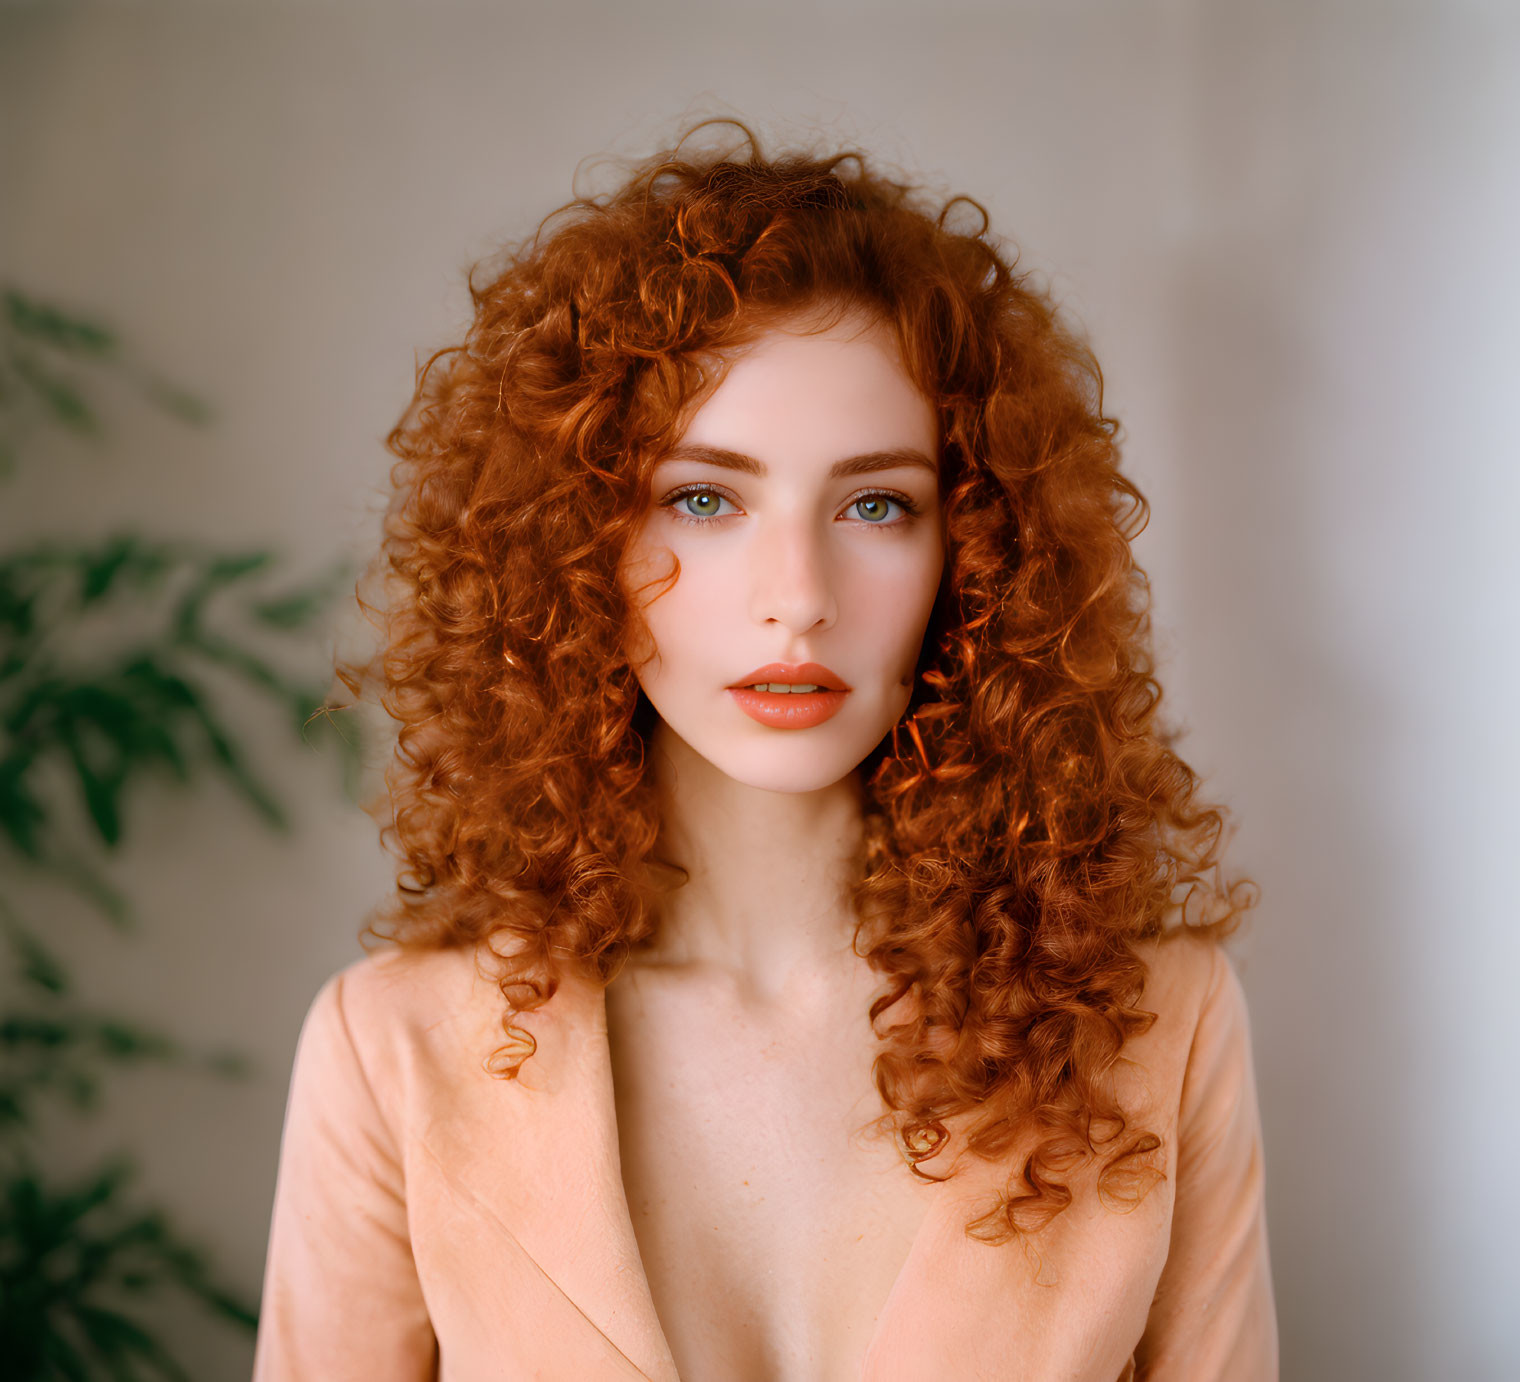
{"left": 3, "top": 2, "right": 1516, "bottom": 1377}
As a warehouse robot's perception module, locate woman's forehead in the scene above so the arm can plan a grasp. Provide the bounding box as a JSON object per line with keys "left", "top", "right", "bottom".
{"left": 663, "top": 317, "right": 937, "bottom": 471}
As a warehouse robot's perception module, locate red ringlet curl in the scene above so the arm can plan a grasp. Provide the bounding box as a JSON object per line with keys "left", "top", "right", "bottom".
{"left": 338, "top": 121, "right": 1254, "bottom": 1245}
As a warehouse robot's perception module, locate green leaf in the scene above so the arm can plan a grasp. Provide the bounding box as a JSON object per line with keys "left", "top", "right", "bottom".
{"left": 0, "top": 910, "right": 71, "bottom": 994}
{"left": 0, "top": 759, "right": 49, "bottom": 858}
{"left": 0, "top": 566, "right": 39, "bottom": 640}
{"left": 85, "top": 673, "right": 191, "bottom": 781}
{"left": 205, "top": 552, "right": 271, "bottom": 583}
{"left": 99, "top": 655, "right": 289, "bottom": 827}
{"left": 61, "top": 722, "right": 122, "bottom": 848}
{"left": 93, "top": 1020, "right": 177, "bottom": 1061}
{"left": 10, "top": 350, "right": 99, "bottom": 434}
{"left": 79, "top": 536, "right": 140, "bottom": 605}
{"left": 1, "top": 1011, "right": 178, "bottom": 1066}
{"left": 40, "top": 1333, "right": 95, "bottom": 1382}
{"left": 149, "top": 1236, "right": 259, "bottom": 1330}
{"left": 170, "top": 1271, "right": 260, "bottom": 1331}
{"left": 122, "top": 715, "right": 189, "bottom": 782}
{"left": 45, "top": 1158, "right": 137, "bottom": 1235}
{"left": 113, "top": 655, "right": 198, "bottom": 715}
{"left": 40, "top": 850, "right": 134, "bottom": 929}
{"left": 1, "top": 1012, "right": 72, "bottom": 1050}
{"left": 59, "top": 1066, "right": 103, "bottom": 1112}
{"left": 248, "top": 586, "right": 326, "bottom": 630}
{"left": 170, "top": 549, "right": 276, "bottom": 645}
{"left": 187, "top": 696, "right": 288, "bottom": 830}
{"left": 0, "top": 1159, "right": 260, "bottom": 1361}
{"left": 4, "top": 289, "right": 118, "bottom": 356}
{"left": 4, "top": 670, "right": 69, "bottom": 736}
{"left": 75, "top": 1304, "right": 194, "bottom": 1382}
{"left": 247, "top": 559, "right": 351, "bottom": 632}
{"left": 176, "top": 627, "right": 288, "bottom": 698}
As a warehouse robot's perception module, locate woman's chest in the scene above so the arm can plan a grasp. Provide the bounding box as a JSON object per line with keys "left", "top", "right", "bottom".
{"left": 604, "top": 967, "right": 940, "bottom": 1382}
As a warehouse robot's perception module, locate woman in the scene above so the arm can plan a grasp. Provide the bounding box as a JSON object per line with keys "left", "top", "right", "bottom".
{"left": 253, "top": 127, "right": 1277, "bottom": 1381}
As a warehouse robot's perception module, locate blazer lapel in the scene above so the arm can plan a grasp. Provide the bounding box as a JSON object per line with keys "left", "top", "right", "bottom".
{"left": 862, "top": 1149, "right": 1168, "bottom": 1382}
{"left": 406, "top": 955, "right": 681, "bottom": 1381}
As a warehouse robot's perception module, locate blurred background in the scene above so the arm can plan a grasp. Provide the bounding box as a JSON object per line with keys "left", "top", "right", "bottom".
{"left": 2, "top": 1, "right": 1516, "bottom": 1378}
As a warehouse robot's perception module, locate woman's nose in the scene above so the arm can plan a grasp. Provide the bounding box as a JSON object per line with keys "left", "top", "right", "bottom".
{"left": 748, "top": 515, "right": 837, "bottom": 635}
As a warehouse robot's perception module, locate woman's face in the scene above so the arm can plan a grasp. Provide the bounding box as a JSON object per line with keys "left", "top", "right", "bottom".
{"left": 619, "top": 311, "right": 944, "bottom": 794}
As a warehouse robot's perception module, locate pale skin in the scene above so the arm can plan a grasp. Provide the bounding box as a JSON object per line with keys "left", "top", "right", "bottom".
{"left": 609, "top": 310, "right": 950, "bottom": 1381}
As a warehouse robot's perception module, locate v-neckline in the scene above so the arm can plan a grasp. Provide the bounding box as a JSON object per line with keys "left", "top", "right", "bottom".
{"left": 580, "top": 978, "right": 954, "bottom": 1382}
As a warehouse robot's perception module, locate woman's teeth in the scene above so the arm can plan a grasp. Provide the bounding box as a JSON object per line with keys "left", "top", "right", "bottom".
{"left": 749, "top": 683, "right": 822, "bottom": 693}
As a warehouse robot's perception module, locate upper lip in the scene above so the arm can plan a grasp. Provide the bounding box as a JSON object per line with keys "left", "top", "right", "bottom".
{"left": 728, "top": 662, "right": 852, "bottom": 692}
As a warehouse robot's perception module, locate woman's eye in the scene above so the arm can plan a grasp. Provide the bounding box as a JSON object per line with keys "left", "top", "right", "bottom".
{"left": 847, "top": 493, "right": 910, "bottom": 524}
{"left": 851, "top": 495, "right": 894, "bottom": 523}
{"left": 664, "top": 488, "right": 736, "bottom": 521}
{"left": 683, "top": 491, "right": 723, "bottom": 517}
{"left": 661, "top": 487, "right": 915, "bottom": 525}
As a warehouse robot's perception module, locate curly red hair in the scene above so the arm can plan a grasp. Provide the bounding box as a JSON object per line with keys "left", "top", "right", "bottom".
{"left": 344, "top": 124, "right": 1253, "bottom": 1244}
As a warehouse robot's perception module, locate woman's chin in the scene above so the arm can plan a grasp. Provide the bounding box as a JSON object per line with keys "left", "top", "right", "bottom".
{"left": 699, "top": 743, "right": 868, "bottom": 797}
{"left": 647, "top": 709, "right": 893, "bottom": 797}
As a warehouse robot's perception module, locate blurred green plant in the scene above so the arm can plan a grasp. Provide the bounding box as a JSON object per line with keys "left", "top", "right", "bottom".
{"left": 0, "top": 286, "right": 209, "bottom": 478}
{"left": 0, "top": 1159, "right": 258, "bottom": 1381}
{"left": 1, "top": 287, "right": 359, "bottom": 1379}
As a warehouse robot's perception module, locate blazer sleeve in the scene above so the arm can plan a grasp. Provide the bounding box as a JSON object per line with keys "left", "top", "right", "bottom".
{"left": 1134, "top": 946, "right": 1280, "bottom": 1382}
{"left": 252, "top": 969, "right": 439, "bottom": 1382}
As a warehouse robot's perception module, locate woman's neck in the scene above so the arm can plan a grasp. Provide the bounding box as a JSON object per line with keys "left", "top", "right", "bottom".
{"left": 636, "top": 721, "right": 868, "bottom": 1001}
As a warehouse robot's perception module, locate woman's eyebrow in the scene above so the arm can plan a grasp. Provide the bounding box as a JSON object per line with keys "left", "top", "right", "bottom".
{"left": 659, "top": 443, "right": 937, "bottom": 479}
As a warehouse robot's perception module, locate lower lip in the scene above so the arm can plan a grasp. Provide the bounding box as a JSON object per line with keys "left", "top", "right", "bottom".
{"left": 728, "top": 687, "right": 849, "bottom": 729}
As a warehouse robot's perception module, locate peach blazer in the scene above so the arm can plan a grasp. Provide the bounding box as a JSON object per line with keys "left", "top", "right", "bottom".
{"left": 252, "top": 933, "right": 1277, "bottom": 1381}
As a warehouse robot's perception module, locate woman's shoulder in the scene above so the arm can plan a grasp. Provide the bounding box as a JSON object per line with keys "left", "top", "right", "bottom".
{"left": 296, "top": 941, "right": 606, "bottom": 1108}
{"left": 1118, "top": 928, "right": 1257, "bottom": 1120}
{"left": 323, "top": 940, "right": 484, "bottom": 1017}
{"left": 1137, "top": 927, "right": 1237, "bottom": 1025}
{"left": 290, "top": 944, "right": 505, "bottom": 1109}
{"left": 307, "top": 940, "right": 482, "bottom": 1036}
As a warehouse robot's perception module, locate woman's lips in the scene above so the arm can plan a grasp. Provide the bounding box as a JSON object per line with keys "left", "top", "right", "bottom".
{"left": 726, "top": 662, "right": 851, "bottom": 730}
{"left": 730, "top": 661, "right": 850, "bottom": 692}
{"left": 728, "top": 686, "right": 849, "bottom": 729}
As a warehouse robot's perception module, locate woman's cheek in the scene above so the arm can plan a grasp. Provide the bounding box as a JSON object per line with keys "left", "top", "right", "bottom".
{"left": 858, "top": 559, "right": 939, "bottom": 665}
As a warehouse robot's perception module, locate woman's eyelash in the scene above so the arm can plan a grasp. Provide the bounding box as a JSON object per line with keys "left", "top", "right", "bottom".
{"left": 658, "top": 485, "right": 921, "bottom": 525}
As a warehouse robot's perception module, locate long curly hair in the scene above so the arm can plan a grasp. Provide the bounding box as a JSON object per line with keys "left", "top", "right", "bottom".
{"left": 343, "top": 123, "right": 1253, "bottom": 1244}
